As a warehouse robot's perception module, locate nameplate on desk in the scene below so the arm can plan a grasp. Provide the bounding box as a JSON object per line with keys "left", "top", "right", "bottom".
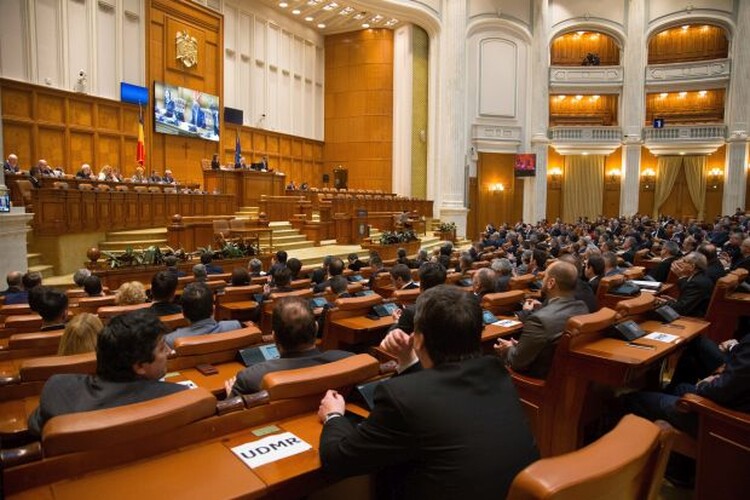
{"left": 231, "top": 431, "right": 312, "bottom": 468}
{"left": 177, "top": 380, "right": 198, "bottom": 389}
{"left": 643, "top": 332, "right": 680, "bottom": 343}
{"left": 493, "top": 319, "right": 520, "bottom": 328}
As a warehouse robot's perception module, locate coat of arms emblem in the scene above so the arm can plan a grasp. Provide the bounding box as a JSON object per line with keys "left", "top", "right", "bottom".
{"left": 176, "top": 31, "right": 198, "bottom": 68}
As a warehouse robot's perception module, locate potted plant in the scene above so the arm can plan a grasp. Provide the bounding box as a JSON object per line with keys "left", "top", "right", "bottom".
{"left": 435, "top": 221, "right": 457, "bottom": 242}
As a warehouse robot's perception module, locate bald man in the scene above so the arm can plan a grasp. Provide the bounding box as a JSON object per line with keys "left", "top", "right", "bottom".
{"left": 3, "top": 154, "right": 20, "bottom": 173}
{"left": 494, "top": 261, "right": 588, "bottom": 378}
{"left": 2, "top": 271, "right": 23, "bottom": 296}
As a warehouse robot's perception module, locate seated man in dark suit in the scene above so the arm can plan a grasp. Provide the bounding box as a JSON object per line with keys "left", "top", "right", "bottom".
{"left": 313, "top": 257, "right": 345, "bottom": 294}
{"left": 317, "top": 285, "right": 539, "bottom": 498}
{"left": 164, "top": 255, "right": 186, "bottom": 277}
{"left": 472, "top": 267, "right": 496, "bottom": 300}
{"left": 584, "top": 253, "right": 605, "bottom": 294}
{"left": 28, "top": 309, "right": 186, "bottom": 435}
{"left": 347, "top": 253, "right": 365, "bottom": 272}
{"left": 390, "top": 263, "right": 418, "bottom": 292}
{"left": 225, "top": 297, "right": 352, "bottom": 396}
{"left": 558, "top": 253, "right": 597, "bottom": 312}
{"left": 1, "top": 271, "right": 23, "bottom": 299}
{"left": 4, "top": 271, "right": 42, "bottom": 305}
{"left": 389, "top": 262, "right": 446, "bottom": 334}
{"left": 620, "top": 236, "right": 638, "bottom": 265}
{"left": 33, "top": 287, "right": 69, "bottom": 331}
{"left": 494, "top": 261, "right": 589, "bottom": 378}
{"left": 698, "top": 243, "right": 727, "bottom": 283}
{"left": 200, "top": 253, "right": 224, "bottom": 275}
{"left": 329, "top": 275, "right": 351, "bottom": 299}
{"left": 647, "top": 240, "right": 681, "bottom": 283}
{"left": 150, "top": 271, "right": 182, "bottom": 316}
{"left": 657, "top": 252, "right": 714, "bottom": 317}
{"left": 262, "top": 267, "right": 294, "bottom": 299}
{"left": 491, "top": 258, "right": 513, "bottom": 292}
{"left": 165, "top": 282, "right": 241, "bottom": 348}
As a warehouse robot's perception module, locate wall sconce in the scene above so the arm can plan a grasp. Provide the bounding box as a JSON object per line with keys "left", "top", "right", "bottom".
{"left": 607, "top": 168, "right": 621, "bottom": 183}
{"left": 548, "top": 167, "right": 563, "bottom": 183}
{"left": 708, "top": 167, "right": 723, "bottom": 189}
{"left": 641, "top": 168, "right": 656, "bottom": 190}
{"left": 488, "top": 183, "right": 505, "bottom": 193}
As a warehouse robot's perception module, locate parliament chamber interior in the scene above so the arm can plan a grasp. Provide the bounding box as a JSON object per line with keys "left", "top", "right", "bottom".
{"left": 0, "top": 0, "right": 749, "bottom": 498}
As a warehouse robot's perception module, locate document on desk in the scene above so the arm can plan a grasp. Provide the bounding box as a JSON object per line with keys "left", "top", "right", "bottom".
{"left": 643, "top": 332, "right": 680, "bottom": 343}
{"left": 231, "top": 431, "right": 312, "bottom": 468}
{"left": 493, "top": 319, "right": 521, "bottom": 328}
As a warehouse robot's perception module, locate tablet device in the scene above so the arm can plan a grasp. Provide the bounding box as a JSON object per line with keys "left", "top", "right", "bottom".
{"left": 654, "top": 304, "right": 680, "bottom": 323}
{"left": 355, "top": 290, "right": 375, "bottom": 297}
{"left": 482, "top": 310, "right": 499, "bottom": 325}
{"left": 348, "top": 274, "right": 364, "bottom": 282}
{"left": 309, "top": 297, "right": 330, "bottom": 308}
{"left": 237, "top": 343, "right": 280, "bottom": 367}
{"left": 253, "top": 293, "right": 265, "bottom": 303}
{"left": 611, "top": 320, "right": 647, "bottom": 341}
{"left": 458, "top": 278, "right": 472, "bottom": 287}
{"left": 353, "top": 378, "right": 388, "bottom": 410}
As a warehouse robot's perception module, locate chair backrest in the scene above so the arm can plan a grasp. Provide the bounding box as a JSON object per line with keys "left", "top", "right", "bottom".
{"left": 114, "top": 184, "right": 129, "bottom": 192}
{"left": 481, "top": 290, "right": 525, "bottom": 316}
{"left": 595, "top": 274, "right": 626, "bottom": 309}
{"left": 15, "top": 179, "right": 33, "bottom": 204}
{"left": 3, "top": 314, "right": 43, "bottom": 334}
{"left": 8, "top": 330, "right": 64, "bottom": 350}
{"left": 97, "top": 302, "right": 151, "bottom": 321}
{"left": 623, "top": 266, "right": 645, "bottom": 280}
{"left": 703, "top": 272, "right": 741, "bottom": 342}
{"left": 731, "top": 267, "right": 748, "bottom": 282}
{"left": 290, "top": 278, "right": 312, "bottom": 290}
{"left": 615, "top": 293, "right": 656, "bottom": 322}
{"left": 392, "top": 287, "right": 420, "bottom": 306}
{"left": 42, "top": 388, "right": 216, "bottom": 457}
{"left": 510, "top": 274, "right": 537, "bottom": 291}
{"left": 159, "top": 313, "right": 189, "bottom": 331}
{"left": 507, "top": 414, "right": 674, "bottom": 500}
{"left": 0, "top": 303, "right": 33, "bottom": 320}
{"left": 20, "top": 352, "right": 97, "bottom": 382}
{"left": 76, "top": 295, "right": 117, "bottom": 314}
{"left": 172, "top": 327, "right": 262, "bottom": 357}
{"left": 261, "top": 354, "right": 380, "bottom": 400}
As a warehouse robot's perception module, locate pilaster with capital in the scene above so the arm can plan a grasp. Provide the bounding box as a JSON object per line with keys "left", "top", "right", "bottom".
{"left": 435, "top": 0, "right": 469, "bottom": 236}
{"left": 529, "top": 0, "right": 549, "bottom": 223}
{"left": 620, "top": 0, "right": 647, "bottom": 215}
{"left": 723, "top": 0, "right": 750, "bottom": 213}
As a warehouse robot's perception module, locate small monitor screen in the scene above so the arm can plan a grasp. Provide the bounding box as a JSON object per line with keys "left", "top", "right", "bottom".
{"left": 514, "top": 154, "right": 536, "bottom": 177}
{"left": 154, "top": 82, "right": 219, "bottom": 142}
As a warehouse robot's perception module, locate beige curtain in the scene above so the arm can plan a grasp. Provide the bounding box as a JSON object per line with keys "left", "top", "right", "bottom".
{"left": 653, "top": 156, "right": 682, "bottom": 218}
{"left": 683, "top": 155, "right": 707, "bottom": 220}
{"left": 562, "top": 155, "right": 604, "bottom": 222}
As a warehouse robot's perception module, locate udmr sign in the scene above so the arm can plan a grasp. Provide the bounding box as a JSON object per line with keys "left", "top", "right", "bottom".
{"left": 231, "top": 431, "right": 313, "bottom": 468}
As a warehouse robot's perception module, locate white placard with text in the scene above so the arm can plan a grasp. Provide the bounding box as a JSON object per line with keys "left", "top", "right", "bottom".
{"left": 231, "top": 432, "right": 312, "bottom": 468}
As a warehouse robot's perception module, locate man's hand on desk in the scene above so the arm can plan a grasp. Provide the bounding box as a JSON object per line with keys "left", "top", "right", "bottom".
{"left": 318, "top": 390, "right": 346, "bottom": 423}
{"left": 391, "top": 307, "right": 403, "bottom": 321}
{"left": 380, "top": 329, "right": 418, "bottom": 372}
{"left": 224, "top": 376, "right": 236, "bottom": 397}
{"left": 719, "top": 339, "right": 739, "bottom": 353}
{"left": 494, "top": 338, "right": 517, "bottom": 359}
{"left": 522, "top": 299, "right": 541, "bottom": 312}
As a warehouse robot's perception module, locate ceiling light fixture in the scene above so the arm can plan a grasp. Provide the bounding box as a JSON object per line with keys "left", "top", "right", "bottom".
{"left": 323, "top": 2, "right": 339, "bottom": 11}
{"left": 698, "top": 90, "right": 707, "bottom": 97}
{"left": 362, "top": 23, "right": 370, "bottom": 28}
{"left": 305, "top": 16, "right": 314, "bottom": 21}
{"left": 292, "top": 9, "right": 301, "bottom": 15}
{"left": 278, "top": 2, "right": 288, "bottom": 8}
{"left": 659, "top": 92, "right": 668, "bottom": 99}
{"left": 575, "top": 95, "right": 583, "bottom": 101}
{"left": 679, "top": 91, "right": 687, "bottom": 98}
{"left": 353, "top": 12, "right": 367, "bottom": 20}
{"left": 317, "top": 23, "right": 326, "bottom": 28}
{"left": 339, "top": 6, "right": 354, "bottom": 16}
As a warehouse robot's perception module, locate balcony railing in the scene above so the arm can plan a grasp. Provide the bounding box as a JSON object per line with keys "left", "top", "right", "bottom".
{"left": 549, "top": 66, "right": 623, "bottom": 86}
{"left": 549, "top": 126, "right": 622, "bottom": 142}
{"left": 643, "top": 125, "right": 726, "bottom": 141}
{"left": 646, "top": 58, "right": 730, "bottom": 86}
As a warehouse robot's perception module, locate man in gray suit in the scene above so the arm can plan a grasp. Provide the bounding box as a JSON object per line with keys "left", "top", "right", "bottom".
{"left": 28, "top": 310, "right": 186, "bottom": 436}
{"left": 494, "top": 261, "right": 588, "bottom": 378}
{"left": 225, "top": 297, "right": 352, "bottom": 396}
{"left": 165, "top": 282, "right": 242, "bottom": 348}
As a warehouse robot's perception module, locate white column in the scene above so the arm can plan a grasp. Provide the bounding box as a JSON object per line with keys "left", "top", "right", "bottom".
{"left": 620, "top": 0, "right": 647, "bottom": 216}
{"left": 434, "top": 0, "right": 469, "bottom": 236}
{"left": 723, "top": 0, "right": 750, "bottom": 213}
{"left": 392, "top": 24, "right": 413, "bottom": 197}
{"left": 529, "top": 0, "right": 549, "bottom": 222}
{"left": 0, "top": 212, "right": 33, "bottom": 292}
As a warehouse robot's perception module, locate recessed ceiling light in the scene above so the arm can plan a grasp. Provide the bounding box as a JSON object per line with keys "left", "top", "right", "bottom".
{"left": 292, "top": 9, "right": 301, "bottom": 15}
{"left": 353, "top": 12, "right": 367, "bottom": 20}
{"left": 322, "top": 2, "right": 338, "bottom": 11}
{"left": 682, "top": 25, "right": 689, "bottom": 30}
{"left": 362, "top": 23, "right": 370, "bottom": 28}
{"left": 278, "top": 2, "right": 288, "bottom": 8}
{"left": 679, "top": 91, "right": 687, "bottom": 98}
{"left": 339, "top": 6, "right": 354, "bottom": 16}
{"left": 317, "top": 23, "right": 326, "bottom": 28}
{"left": 371, "top": 14, "right": 384, "bottom": 23}
{"left": 305, "top": 16, "right": 314, "bottom": 21}
{"left": 384, "top": 18, "right": 398, "bottom": 27}
{"left": 575, "top": 95, "right": 583, "bottom": 100}
{"left": 659, "top": 92, "right": 668, "bottom": 99}
{"left": 698, "top": 90, "right": 707, "bottom": 97}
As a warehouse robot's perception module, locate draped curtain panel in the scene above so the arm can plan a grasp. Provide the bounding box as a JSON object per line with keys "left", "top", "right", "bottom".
{"left": 653, "top": 156, "right": 682, "bottom": 218}
{"left": 682, "top": 156, "right": 707, "bottom": 220}
{"left": 562, "top": 155, "right": 605, "bottom": 222}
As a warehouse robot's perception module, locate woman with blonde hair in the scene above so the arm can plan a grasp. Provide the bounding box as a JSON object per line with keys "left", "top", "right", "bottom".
{"left": 97, "top": 164, "right": 114, "bottom": 181}
{"left": 115, "top": 281, "right": 147, "bottom": 305}
{"left": 58, "top": 313, "right": 102, "bottom": 356}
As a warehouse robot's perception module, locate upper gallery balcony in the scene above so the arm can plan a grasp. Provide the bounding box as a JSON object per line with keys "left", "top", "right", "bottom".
{"left": 549, "top": 31, "right": 623, "bottom": 91}
{"left": 646, "top": 24, "right": 730, "bottom": 89}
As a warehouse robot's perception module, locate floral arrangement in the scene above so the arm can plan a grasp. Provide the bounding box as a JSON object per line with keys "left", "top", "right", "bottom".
{"left": 378, "top": 229, "right": 419, "bottom": 246}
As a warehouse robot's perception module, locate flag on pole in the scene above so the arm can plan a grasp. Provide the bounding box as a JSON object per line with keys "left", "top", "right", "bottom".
{"left": 234, "top": 130, "right": 242, "bottom": 167}
{"left": 136, "top": 103, "right": 146, "bottom": 166}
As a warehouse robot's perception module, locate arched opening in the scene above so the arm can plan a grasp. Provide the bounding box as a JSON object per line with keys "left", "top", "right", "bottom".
{"left": 550, "top": 31, "right": 620, "bottom": 66}
{"left": 648, "top": 24, "right": 729, "bottom": 64}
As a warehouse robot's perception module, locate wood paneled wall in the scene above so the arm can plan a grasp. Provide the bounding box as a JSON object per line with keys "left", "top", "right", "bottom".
{"left": 1, "top": 78, "right": 140, "bottom": 175}
{"left": 222, "top": 125, "right": 323, "bottom": 187}
{"left": 550, "top": 31, "right": 620, "bottom": 66}
{"left": 645, "top": 89, "right": 724, "bottom": 125}
{"left": 147, "top": 0, "right": 222, "bottom": 185}
{"left": 549, "top": 94, "right": 618, "bottom": 126}
{"left": 638, "top": 146, "right": 726, "bottom": 220}
{"left": 546, "top": 147, "right": 621, "bottom": 221}
{"left": 648, "top": 24, "right": 729, "bottom": 65}
{"left": 471, "top": 153, "right": 524, "bottom": 238}
{"left": 324, "top": 29, "right": 393, "bottom": 192}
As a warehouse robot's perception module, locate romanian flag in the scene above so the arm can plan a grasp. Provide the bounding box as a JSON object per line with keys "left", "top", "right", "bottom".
{"left": 234, "top": 130, "right": 242, "bottom": 167}
{"left": 136, "top": 103, "right": 146, "bottom": 166}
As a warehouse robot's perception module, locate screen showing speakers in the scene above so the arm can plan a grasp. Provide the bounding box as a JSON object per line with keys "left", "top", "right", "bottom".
{"left": 153, "top": 82, "right": 219, "bottom": 142}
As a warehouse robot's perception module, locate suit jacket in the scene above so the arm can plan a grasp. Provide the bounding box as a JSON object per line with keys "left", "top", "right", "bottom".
{"left": 150, "top": 301, "right": 182, "bottom": 316}
{"left": 165, "top": 317, "right": 242, "bottom": 348}
{"left": 3, "top": 290, "right": 28, "bottom": 305}
{"left": 319, "top": 356, "right": 539, "bottom": 499}
{"left": 696, "top": 334, "right": 750, "bottom": 413}
{"left": 672, "top": 272, "right": 713, "bottom": 317}
{"left": 588, "top": 276, "right": 602, "bottom": 294}
{"left": 495, "top": 274, "right": 511, "bottom": 292}
{"left": 205, "top": 264, "right": 224, "bottom": 275}
{"left": 230, "top": 348, "right": 353, "bottom": 396}
{"left": 574, "top": 279, "right": 598, "bottom": 312}
{"left": 27, "top": 374, "right": 186, "bottom": 436}
{"left": 647, "top": 256, "right": 678, "bottom": 283}
{"left": 704, "top": 260, "right": 727, "bottom": 283}
{"left": 402, "top": 281, "right": 419, "bottom": 291}
{"left": 507, "top": 296, "right": 589, "bottom": 378}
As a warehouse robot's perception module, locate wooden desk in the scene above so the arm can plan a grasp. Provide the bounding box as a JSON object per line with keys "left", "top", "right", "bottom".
{"left": 203, "top": 169, "right": 286, "bottom": 208}
{"left": 480, "top": 319, "right": 523, "bottom": 344}
{"left": 165, "top": 361, "right": 245, "bottom": 397}
{"left": 9, "top": 404, "right": 370, "bottom": 500}
{"left": 326, "top": 315, "right": 394, "bottom": 350}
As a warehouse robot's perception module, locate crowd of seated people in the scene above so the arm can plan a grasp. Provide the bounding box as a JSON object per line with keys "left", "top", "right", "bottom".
{"left": 3, "top": 210, "right": 750, "bottom": 496}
